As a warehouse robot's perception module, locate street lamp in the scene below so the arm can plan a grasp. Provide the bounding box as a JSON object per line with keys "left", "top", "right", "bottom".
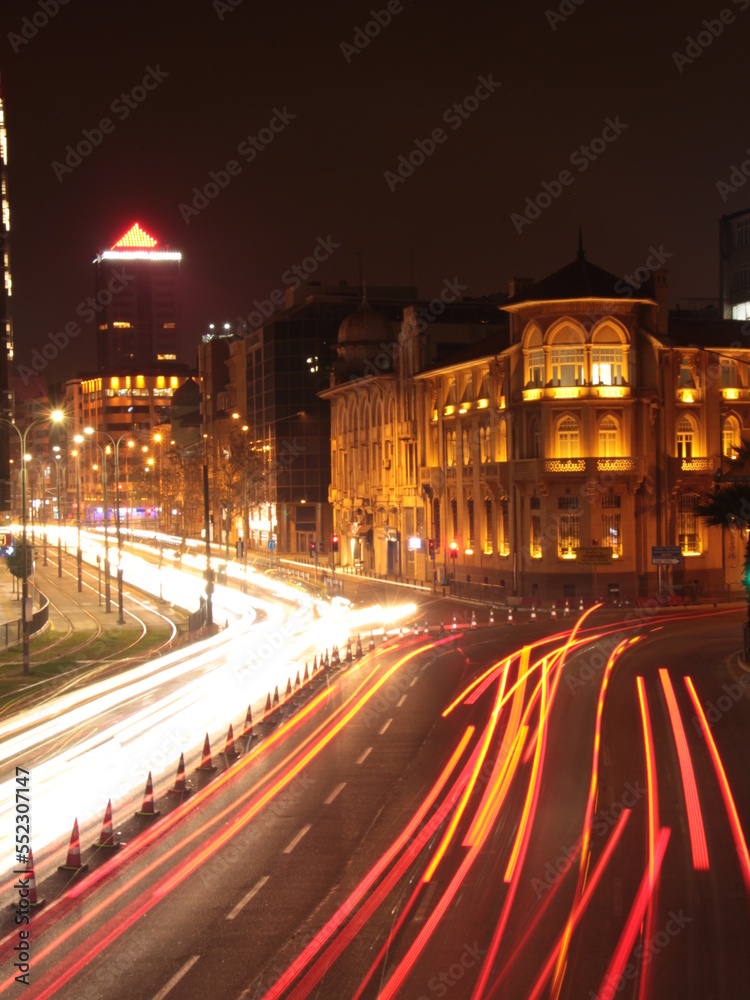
{"left": 52, "top": 450, "right": 64, "bottom": 578}
{"left": 84, "top": 427, "right": 134, "bottom": 624}
{"left": 72, "top": 435, "right": 83, "bottom": 591}
{"left": 0, "top": 409, "right": 65, "bottom": 675}
{"left": 26, "top": 457, "right": 47, "bottom": 567}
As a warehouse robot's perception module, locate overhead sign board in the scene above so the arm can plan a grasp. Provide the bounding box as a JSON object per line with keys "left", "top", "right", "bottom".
{"left": 651, "top": 545, "right": 682, "bottom": 566}
{"left": 575, "top": 546, "right": 614, "bottom": 565}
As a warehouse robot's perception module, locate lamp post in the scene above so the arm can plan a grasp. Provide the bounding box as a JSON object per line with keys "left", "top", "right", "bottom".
{"left": 52, "top": 451, "right": 63, "bottom": 578}
{"left": 0, "top": 410, "right": 65, "bottom": 675}
{"left": 72, "top": 436, "right": 83, "bottom": 591}
{"left": 90, "top": 443, "right": 111, "bottom": 612}
{"left": 27, "top": 458, "right": 47, "bottom": 567}
{"left": 85, "top": 427, "right": 133, "bottom": 624}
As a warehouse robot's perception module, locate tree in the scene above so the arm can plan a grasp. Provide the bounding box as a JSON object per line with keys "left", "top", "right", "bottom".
{"left": 213, "top": 427, "right": 268, "bottom": 559}
{"left": 697, "top": 441, "right": 750, "bottom": 624}
{"left": 4, "top": 537, "right": 33, "bottom": 579}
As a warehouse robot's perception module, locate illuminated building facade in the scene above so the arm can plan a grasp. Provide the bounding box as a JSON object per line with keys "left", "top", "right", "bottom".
{"left": 324, "top": 248, "right": 750, "bottom": 599}
{"left": 0, "top": 76, "right": 13, "bottom": 510}
{"left": 94, "top": 222, "right": 182, "bottom": 369}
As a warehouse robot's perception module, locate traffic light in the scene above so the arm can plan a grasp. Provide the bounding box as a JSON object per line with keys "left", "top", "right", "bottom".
{"left": 309, "top": 540, "right": 316, "bottom": 556}
{"left": 449, "top": 541, "right": 459, "bottom": 559}
{"left": 331, "top": 534, "right": 339, "bottom": 553}
{"left": 428, "top": 539, "right": 435, "bottom": 559}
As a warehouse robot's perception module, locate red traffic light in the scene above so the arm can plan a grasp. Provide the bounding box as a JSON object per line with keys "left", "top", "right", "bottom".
{"left": 331, "top": 534, "right": 339, "bottom": 552}
{"left": 449, "top": 540, "right": 459, "bottom": 559}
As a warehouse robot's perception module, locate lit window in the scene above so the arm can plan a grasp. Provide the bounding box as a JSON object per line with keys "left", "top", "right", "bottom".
{"left": 557, "top": 496, "right": 581, "bottom": 558}
{"left": 598, "top": 415, "right": 619, "bottom": 457}
{"left": 601, "top": 494, "right": 622, "bottom": 557}
{"left": 592, "top": 346, "right": 623, "bottom": 385}
{"left": 676, "top": 415, "right": 695, "bottom": 459}
{"left": 723, "top": 416, "right": 741, "bottom": 458}
{"left": 550, "top": 347, "right": 585, "bottom": 386}
{"left": 678, "top": 494, "right": 701, "bottom": 555}
{"left": 557, "top": 416, "right": 580, "bottom": 459}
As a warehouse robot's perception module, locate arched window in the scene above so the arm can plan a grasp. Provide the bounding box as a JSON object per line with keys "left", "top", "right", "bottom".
{"left": 676, "top": 415, "right": 696, "bottom": 460}
{"left": 451, "top": 497, "right": 458, "bottom": 538}
{"left": 524, "top": 326, "right": 544, "bottom": 387}
{"left": 467, "top": 498, "right": 475, "bottom": 546}
{"left": 498, "top": 418, "right": 508, "bottom": 461}
{"left": 484, "top": 496, "right": 493, "bottom": 554}
{"left": 433, "top": 498, "right": 441, "bottom": 550}
{"left": 557, "top": 416, "right": 580, "bottom": 459}
{"left": 479, "top": 425, "right": 491, "bottom": 463}
{"left": 598, "top": 415, "right": 620, "bottom": 458}
{"left": 723, "top": 415, "right": 742, "bottom": 458}
{"left": 446, "top": 429, "right": 456, "bottom": 467}
{"left": 462, "top": 428, "right": 471, "bottom": 466}
{"left": 678, "top": 494, "right": 701, "bottom": 555}
{"left": 549, "top": 325, "right": 585, "bottom": 387}
{"left": 591, "top": 323, "right": 626, "bottom": 386}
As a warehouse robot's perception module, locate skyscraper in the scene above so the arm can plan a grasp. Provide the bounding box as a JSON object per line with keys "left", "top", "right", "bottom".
{"left": 94, "top": 222, "right": 181, "bottom": 369}
{"left": 0, "top": 75, "right": 14, "bottom": 511}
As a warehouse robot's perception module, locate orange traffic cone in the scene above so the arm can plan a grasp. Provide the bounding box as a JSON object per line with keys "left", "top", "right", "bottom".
{"left": 222, "top": 723, "right": 241, "bottom": 758}
{"left": 168, "top": 752, "right": 191, "bottom": 795}
{"left": 294, "top": 670, "right": 301, "bottom": 690}
{"left": 424, "top": 619, "right": 429, "bottom": 634}
{"left": 303, "top": 662, "right": 310, "bottom": 683}
{"left": 489, "top": 607, "right": 495, "bottom": 624}
{"left": 551, "top": 602, "right": 557, "bottom": 619}
{"left": 531, "top": 603, "right": 537, "bottom": 621}
{"left": 471, "top": 610, "right": 477, "bottom": 629}
{"left": 564, "top": 599, "right": 570, "bottom": 617}
{"left": 59, "top": 818, "right": 89, "bottom": 872}
{"left": 285, "top": 677, "right": 293, "bottom": 699}
{"left": 273, "top": 685, "right": 280, "bottom": 707}
{"left": 507, "top": 605, "right": 514, "bottom": 624}
{"left": 345, "top": 638, "right": 352, "bottom": 662}
{"left": 312, "top": 654, "right": 318, "bottom": 673}
{"left": 452, "top": 614, "right": 457, "bottom": 631}
{"left": 243, "top": 705, "right": 255, "bottom": 736}
{"left": 197, "top": 732, "right": 217, "bottom": 771}
{"left": 579, "top": 597, "right": 584, "bottom": 611}
{"left": 356, "top": 634, "right": 363, "bottom": 658}
{"left": 94, "top": 799, "right": 121, "bottom": 849}
{"left": 136, "top": 771, "right": 160, "bottom": 817}
{"left": 369, "top": 631, "right": 375, "bottom": 650}
{"left": 23, "top": 849, "right": 45, "bottom": 907}
{"left": 263, "top": 692, "right": 276, "bottom": 726}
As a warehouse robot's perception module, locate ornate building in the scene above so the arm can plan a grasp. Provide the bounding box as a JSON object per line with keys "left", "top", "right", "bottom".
{"left": 324, "top": 244, "right": 750, "bottom": 600}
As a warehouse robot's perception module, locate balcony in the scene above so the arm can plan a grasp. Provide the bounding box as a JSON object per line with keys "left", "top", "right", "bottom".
{"left": 669, "top": 455, "right": 717, "bottom": 486}
{"left": 522, "top": 384, "right": 632, "bottom": 403}
{"left": 515, "top": 456, "right": 646, "bottom": 492}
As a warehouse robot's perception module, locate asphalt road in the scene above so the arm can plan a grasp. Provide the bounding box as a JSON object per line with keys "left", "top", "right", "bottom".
{"left": 1, "top": 605, "right": 748, "bottom": 999}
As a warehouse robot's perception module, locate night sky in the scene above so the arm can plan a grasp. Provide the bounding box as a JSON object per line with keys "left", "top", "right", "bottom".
{"left": 2, "top": 0, "right": 749, "bottom": 385}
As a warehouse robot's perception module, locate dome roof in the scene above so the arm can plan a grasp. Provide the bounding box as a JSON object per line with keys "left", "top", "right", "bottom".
{"left": 338, "top": 298, "right": 395, "bottom": 345}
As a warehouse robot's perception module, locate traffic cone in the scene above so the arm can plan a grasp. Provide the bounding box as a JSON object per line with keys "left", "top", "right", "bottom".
{"left": 369, "top": 631, "right": 375, "bottom": 650}
{"left": 551, "top": 602, "right": 557, "bottom": 620}
{"left": 312, "top": 654, "right": 318, "bottom": 673}
{"left": 168, "top": 752, "right": 191, "bottom": 794}
{"left": 440, "top": 620, "right": 445, "bottom": 634}
{"left": 222, "top": 723, "right": 241, "bottom": 758}
{"left": 531, "top": 603, "right": 537, "bottom": 621}
{"left": 94, "top": 799, "right": 120, "bottom": 849}
{"left": 273, "top": 685, "right": 280, "bottom": 708}
{"left": 471, "top": 610, "right": 477, "bottom": 629}
{"left": 197, "top": 732, "right": 217, "bottom": 770}
{"left": 507, "top": 605, "right": 514, "bottom": 624}
{"left": 345, "top": 638, "right": 352, "bottom": 662}
{"left": 452, "top": 614, "right": 457, "bottom": 631}
{"left": 136, "top": 772, "right": 160, "bottom": 817}
{"left": 324, "top": 648, "right": 329, "bottom": 668}
{"left": 579, "top": 597, "right": 584, "bottom": 611}
{"left": 414, "top": 621, "right": 420, "bottom": 636}
{"left": 424, "top": 618, "right": 429, "bottom": 634}
{"left": 23, "top": 849, "right": 45, "bottom": 907}
{"left": 489, "top": 607, "right": 495, "bottom": 624}
{"left": 263, "top": 692, "right": 276, "bottom": 727}
{"left": 564, "top": 599, "right": 570, "bottom": 617}
{"left": 303, "top": 662, "right": 310, "bottom": 683}
{"left": 59, "top": 818, "right": 89, "bottom": 872}
{"left": 243, "top": 704, "right": 255, "bottom": 737}
{"left": 356, "top": 634, "right": 363, "bottom": 658}
{"left": 285, "top": 677, "right": 293, "bottom": 699}
{"left": 294, "top": 670, "right": 301, "bottom": 690}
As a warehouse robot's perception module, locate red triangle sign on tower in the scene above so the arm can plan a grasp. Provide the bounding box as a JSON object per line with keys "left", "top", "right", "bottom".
{"left": 111, "top": 222, "right": 158, "bottom": 249}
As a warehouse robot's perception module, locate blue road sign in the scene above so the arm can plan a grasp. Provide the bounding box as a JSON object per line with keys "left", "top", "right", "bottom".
{"left": 268, "top": 539, "right": 276, "bottom": 550}
{"left": 651, "top": 545, "right": 682, "bottom": 566}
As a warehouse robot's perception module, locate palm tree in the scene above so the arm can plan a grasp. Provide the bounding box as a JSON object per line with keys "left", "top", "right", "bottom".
{"left": 697, "top": 441, "right": 750, "bottom": 625}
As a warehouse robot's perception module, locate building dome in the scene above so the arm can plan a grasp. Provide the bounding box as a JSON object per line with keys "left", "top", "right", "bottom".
{"left": 338, "top": 298, "right": 395, "bottom": 345}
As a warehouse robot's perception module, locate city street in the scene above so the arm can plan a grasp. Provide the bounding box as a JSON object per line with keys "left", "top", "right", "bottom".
{"left": 0, "top": 603, "right": 746, "bottom": 998}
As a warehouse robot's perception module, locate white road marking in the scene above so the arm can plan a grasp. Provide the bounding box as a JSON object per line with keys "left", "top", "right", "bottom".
{"left": 226, "top": 876, "right": 269, "bottom": 921}
{"left": 379, "top": 718, "right": 392, "bottom": 735}
{"left": 150, "top": 955, "right": 200, "bottom": 1000}
{"left": 325, "top": 782, "right": 346, "bottom": 805}
{"left": 397, "top": 694, "right": 407, "bottom": 707}
{"left": 284, "top": 823, "right": 312, "bottom": 854}
{"left": 357, "top": 747, "right": 372, "bottom": 764}
{"left": 410, "top": 676, "right": 419, "bottom": 688}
